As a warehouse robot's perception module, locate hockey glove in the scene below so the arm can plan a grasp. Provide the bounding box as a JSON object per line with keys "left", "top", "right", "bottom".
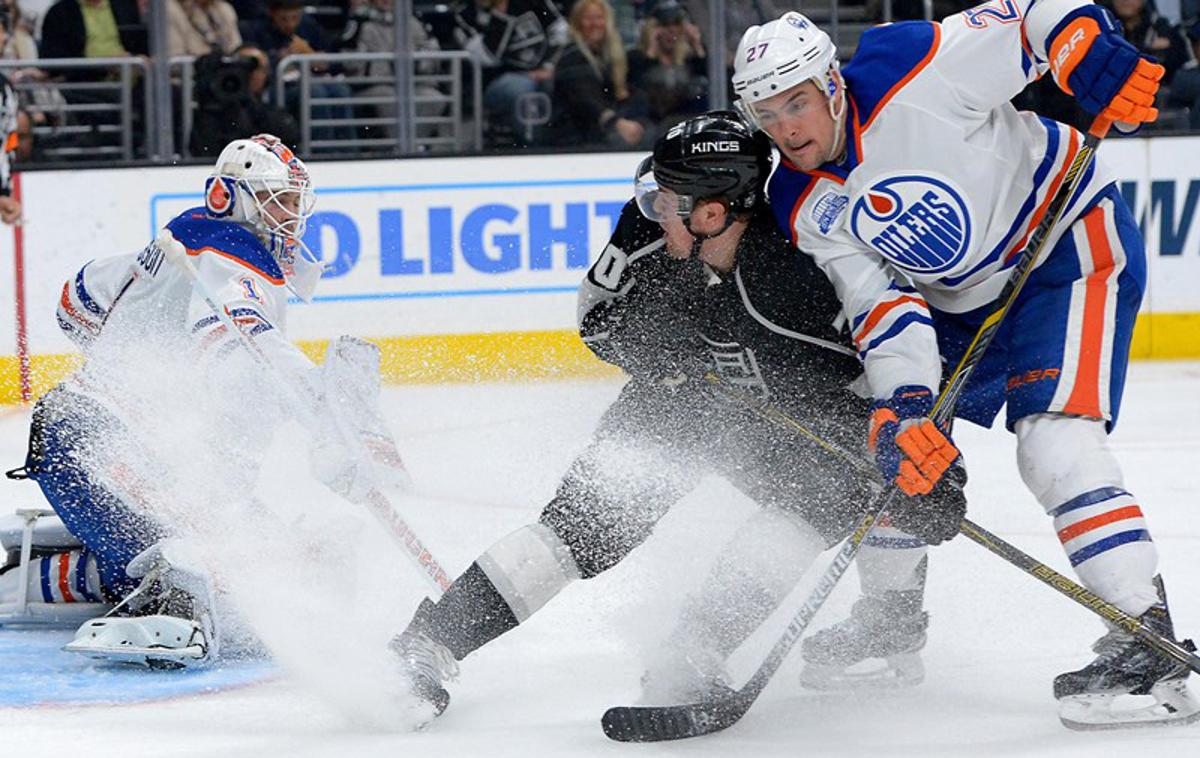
{"left": 869, "top": 386, "right": 960, "bottom": 497}
{"left": 1047, "top": 5, "right": 1164, "bottom": 124}
{"left": 887, "top": 460, "right": 967, "bottom": 545}
{"left": 309, "top": 336, "right": 411, "bottom": 503}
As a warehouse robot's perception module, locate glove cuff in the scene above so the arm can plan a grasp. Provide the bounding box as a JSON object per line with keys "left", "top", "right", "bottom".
{"left": 874, "top": 385, "right": 935, "bottom": 420}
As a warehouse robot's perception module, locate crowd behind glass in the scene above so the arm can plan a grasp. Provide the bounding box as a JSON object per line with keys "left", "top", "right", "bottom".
{"left": 3, "top": 0, "right": 1198, "bottom": 166}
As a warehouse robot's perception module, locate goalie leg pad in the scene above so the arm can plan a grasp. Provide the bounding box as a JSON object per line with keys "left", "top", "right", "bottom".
{"left": 1017, "top": 413, "right": 1159, "bottom": 617}
{"left": 24, "top": 386, "right": 167, "bottom": 598}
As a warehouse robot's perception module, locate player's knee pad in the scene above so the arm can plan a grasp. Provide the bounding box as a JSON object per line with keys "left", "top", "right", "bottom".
{"left": 1016, "top": 414, "right": 1159, "bottom": 616}
{"left": 1015, "top": 414, "right": 1123, "bottom": 511}
{"left": 476, "top": 523, "right": 581, "bottom": 622}
{"left": 857, "top": 518, "right": 929, "bottom": 597}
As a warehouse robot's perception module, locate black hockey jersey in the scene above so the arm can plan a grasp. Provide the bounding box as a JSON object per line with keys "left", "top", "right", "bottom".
{"left": 578, "top": 200, "right": 867, "bottom": 422}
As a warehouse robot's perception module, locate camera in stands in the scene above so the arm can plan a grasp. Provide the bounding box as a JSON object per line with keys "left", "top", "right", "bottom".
{"left": 194, "top": 53, "right": 259, "bottom": 110}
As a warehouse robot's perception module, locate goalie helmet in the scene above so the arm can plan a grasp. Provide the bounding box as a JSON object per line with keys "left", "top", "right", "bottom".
{"left": 731, "top": 12, "right": 841, "bottom": 129}
{"left": 635, "top": 111, "right": 769, "bottom": 224}
{"left": 205, "top": 134, "right": 315, "bottom": 242}
{"left": 204, "top": 134, "right": 322, "bottom": 300}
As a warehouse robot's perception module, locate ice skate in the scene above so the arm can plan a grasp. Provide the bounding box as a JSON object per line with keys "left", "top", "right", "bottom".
{"left": 799, "top": 590, "right": 928, "bottom": 691}
{"left": 1054, "top": 579, "right": 1200, "bottom": 730}
{"left": 390, "top": 597, "right": 459, "bottom": 721}
{"left": 64, "top": 541, "right": 219, "bottom": 669}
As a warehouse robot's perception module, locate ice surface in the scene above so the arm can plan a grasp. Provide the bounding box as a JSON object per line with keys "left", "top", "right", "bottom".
{"left": 1, "top": 361, "right": 1198, "bottom": 757}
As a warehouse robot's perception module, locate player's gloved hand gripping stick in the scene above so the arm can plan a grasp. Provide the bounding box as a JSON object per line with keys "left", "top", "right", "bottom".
{"left": 601, "top": 115, "right": 1126, "bottom": 742}
{"left": 157, "top": 230, "right": 451, "bottom": 594}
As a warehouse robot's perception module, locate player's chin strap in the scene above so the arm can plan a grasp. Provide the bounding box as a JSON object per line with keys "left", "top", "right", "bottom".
{"left": 825, "top": 69, "right": 848, "bottom": 165}
{"left": 155, "top": 230, "right": 452, "bottom": 596}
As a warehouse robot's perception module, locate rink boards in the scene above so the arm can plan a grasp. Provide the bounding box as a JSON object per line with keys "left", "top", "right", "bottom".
{"left": 1, "top": 137, "right": 1199, "bottom": 403}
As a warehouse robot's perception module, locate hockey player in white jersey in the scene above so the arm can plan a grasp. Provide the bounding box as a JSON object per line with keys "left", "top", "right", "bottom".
{"left": 730, "top": 5, "right": 1196, "bottom": 729}
{"left": 1, "top": 134, "right": 405, "bottom": 668}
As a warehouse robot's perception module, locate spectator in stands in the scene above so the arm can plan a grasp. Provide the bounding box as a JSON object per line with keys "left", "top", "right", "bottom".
{"left": 240, "top": 0, "right": 334, "bottom": 70}
{"left": 341, "top": 0, "right": 446, "bottom": 146}
{"left": 0, "top": 1, "right": 68, "bottom": 126}
{"left": 39, "top": 0, "right": 147, "bottom": 80}
{"left": 626, "top": 0, "right": 706, "bottom": 133}
{"left": 14, "top": 106, "right": 39, "bottom": 162}
{"left": 1166, "top": 24, "right": 1200, "bottom": 128}
{"left": 190, "top": 43, "right": 299, "bottom": 154}
{"left": 549, "top": 0, "right": 646, "bottom": 148}
{"left": 1102, "top": 0, "right": 1195, "bottom": 85}
{"left": 241, "top": 0, "right": 353, "bottom": 149}
{"left": 453, "top": 0, "right": 567, "bottom": 147}
{"left": 167, "top": 0, "right": 242, "bottom": 57}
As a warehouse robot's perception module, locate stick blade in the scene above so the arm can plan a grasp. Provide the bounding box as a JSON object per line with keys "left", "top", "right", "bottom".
{"left": 601, "top": 697, "right": 750, "bottom": 742}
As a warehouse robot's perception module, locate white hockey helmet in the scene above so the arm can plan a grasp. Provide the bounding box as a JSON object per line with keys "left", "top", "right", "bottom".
{"left": 205, "top": 134, "right": 322, "bottom": 300}
{"left": 205, "top": 134, "right": 315, "bottom": 244}
{"left": 732, "top": 12, "right": 841, "bottom": 129}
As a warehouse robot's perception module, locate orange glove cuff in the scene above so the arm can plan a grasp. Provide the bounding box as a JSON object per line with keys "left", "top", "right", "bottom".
{"left": 1049, "top": 17, "right": 1102, "bottom": 94}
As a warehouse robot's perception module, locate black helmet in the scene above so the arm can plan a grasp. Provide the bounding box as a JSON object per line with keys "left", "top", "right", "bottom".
{"left": 649, "top": 111, "right": 770, "bottom": 218}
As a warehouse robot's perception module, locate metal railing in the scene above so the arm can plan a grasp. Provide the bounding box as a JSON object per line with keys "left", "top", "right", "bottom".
{"left": 273, "top": 50, "right": 482, "bottom": 157}
{"left": 0, "top": 57, "right": 150, "bottom": 162}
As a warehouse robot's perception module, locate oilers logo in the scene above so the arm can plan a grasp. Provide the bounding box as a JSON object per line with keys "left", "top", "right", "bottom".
{"left": 205, "top": 177, "right": 236, "bottom": 217}
{"left": 849, "top": 175, "right": 973, "bottom": 275}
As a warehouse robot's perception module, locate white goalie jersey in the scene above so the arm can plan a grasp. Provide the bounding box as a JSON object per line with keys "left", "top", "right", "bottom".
{"left": 56, "top": 207, "right": 315, "bottom": 419}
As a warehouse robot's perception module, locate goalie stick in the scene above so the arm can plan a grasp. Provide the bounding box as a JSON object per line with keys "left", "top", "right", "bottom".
{"left": 601, "top": 117, "right": 1112, "bottom": 742}
{"left": 158, "top": 231, "right": 452, "bottom": 594}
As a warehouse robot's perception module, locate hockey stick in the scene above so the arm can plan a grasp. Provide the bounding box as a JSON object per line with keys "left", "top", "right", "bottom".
{"left": 158, "top": 232, "right": 452, "bottom": 594}
{"left": 707, "top": 376, "right": 1200, "bottom": 679}
{"left": 601, "top": 117, "right": 1113, "bottom": 742}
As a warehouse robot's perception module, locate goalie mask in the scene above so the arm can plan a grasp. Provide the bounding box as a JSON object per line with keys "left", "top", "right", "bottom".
{"left": 204, "top": 134, "right": 323, "bottom": 301}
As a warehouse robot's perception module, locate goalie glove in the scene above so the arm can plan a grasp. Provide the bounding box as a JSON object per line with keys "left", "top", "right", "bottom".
{"left": 308, "top": 336, "right": 410, "bottom": 503}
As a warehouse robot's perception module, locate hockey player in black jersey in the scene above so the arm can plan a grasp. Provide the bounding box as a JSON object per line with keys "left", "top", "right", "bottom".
{"left": 389, "top": 112, "right": 961, "bottom": 720}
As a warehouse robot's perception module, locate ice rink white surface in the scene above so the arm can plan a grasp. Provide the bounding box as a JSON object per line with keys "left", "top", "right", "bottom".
{"left": 1, "top": 361, "right": 1199, "bottom": 757}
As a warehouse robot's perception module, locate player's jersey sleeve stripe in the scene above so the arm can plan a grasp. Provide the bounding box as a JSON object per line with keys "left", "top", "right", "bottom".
{"left": 853, "top": 294, "right": 928, "bottom": 346}
{"left": 74, "top": 267, "right": 107, "bottom": 318}
{"left": 858, "top": 311, "right": 936, "bottom": 357}
{"left": 59, "top": 281, "right": 100, "bottom": 333}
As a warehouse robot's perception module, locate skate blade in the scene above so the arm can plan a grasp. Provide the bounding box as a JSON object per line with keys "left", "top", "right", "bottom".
{"left": 800, "top": 652, "right": 924, "bottom": 692}
{"left": 1059, "top": 678, "right": 1200, "bottom": 731}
